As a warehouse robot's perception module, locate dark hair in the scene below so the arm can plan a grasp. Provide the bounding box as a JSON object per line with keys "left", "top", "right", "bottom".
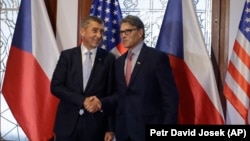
{"left": 81, "top": 16, "right": 103, "bottom": 28}
{"left": 121, "top": 15, "right": 145, "bottom": 39}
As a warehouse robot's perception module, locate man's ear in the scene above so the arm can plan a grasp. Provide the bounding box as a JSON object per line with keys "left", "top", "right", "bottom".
{"left": 80, "top": 27, "right": 85, "bottom": 37}
{"left": 138, "top": 29, "right": 143, "bottom": 38}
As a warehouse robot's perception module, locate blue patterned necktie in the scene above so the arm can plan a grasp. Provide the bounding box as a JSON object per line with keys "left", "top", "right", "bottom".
{"left": 83, "top": 51, "right": 92, "bottom": 89}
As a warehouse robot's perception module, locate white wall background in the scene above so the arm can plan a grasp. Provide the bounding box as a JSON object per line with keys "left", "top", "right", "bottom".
{"left": 56, "top": 0, "right": 245, "bottom": 60}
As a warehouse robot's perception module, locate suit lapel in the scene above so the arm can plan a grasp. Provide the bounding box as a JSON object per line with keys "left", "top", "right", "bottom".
{"left": 85, "top": 48, "right": 103, "bottom": 90}
{"left": 120, "top": 54, "right": 127, "bottom": 86}
{"left": 129, "top": 45, "right": 147, "bottom": 86}
{"left": 74, "top": 47, "right": 84, "bottom": 91}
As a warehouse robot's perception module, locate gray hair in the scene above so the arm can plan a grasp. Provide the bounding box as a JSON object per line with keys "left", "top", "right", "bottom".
{"left": 81, "top": 16, "right": 103, "bottom": 28}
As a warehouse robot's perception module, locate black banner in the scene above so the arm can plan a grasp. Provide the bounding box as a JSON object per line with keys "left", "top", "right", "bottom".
{"left": 146, "top": 125, "right": 250, "bottom": 140}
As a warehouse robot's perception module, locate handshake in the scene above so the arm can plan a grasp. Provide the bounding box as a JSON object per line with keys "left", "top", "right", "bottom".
{"left": 83, "top": 96, "right": 102, "bottom": 113}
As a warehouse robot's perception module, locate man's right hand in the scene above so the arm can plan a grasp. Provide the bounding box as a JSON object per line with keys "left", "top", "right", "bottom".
{"left": 83, "top": 96, "right": 102, "bottom": 113}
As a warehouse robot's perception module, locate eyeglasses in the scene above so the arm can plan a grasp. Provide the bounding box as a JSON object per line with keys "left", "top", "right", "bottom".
{"left": 120, "top": 28, "right": 137, "bottom": 35}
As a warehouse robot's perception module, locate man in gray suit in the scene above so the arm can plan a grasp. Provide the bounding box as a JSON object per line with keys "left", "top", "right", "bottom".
{"left": 86, "top": 15, "right": 179, "bottom": 141}
{"left": 50, "top": 16, "right": 115, "bottom": 141}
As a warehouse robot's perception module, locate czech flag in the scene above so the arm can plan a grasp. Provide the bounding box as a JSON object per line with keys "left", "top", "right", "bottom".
{"left": 2, "top": 0, "right": 59, "bottom": 140}
{"left": 156, "top": 0, "right": 225, "bottom": 124}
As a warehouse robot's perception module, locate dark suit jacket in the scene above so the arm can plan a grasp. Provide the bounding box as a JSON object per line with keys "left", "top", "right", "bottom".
{"left": 50, "top": 46, "right": 115, "bottom": 140}
{"left": 113, "top": 44, "right": 179, "bottom": 141}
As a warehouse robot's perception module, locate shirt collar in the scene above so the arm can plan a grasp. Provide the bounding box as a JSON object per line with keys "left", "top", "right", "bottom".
{"left": 81, "top": 43, "right": 97, "bottom": 55}
{"left": 128, "top": 41, "right": 143, "bottom": 56}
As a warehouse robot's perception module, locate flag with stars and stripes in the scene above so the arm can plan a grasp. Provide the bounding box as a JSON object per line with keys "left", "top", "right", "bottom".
{"left": 90, "top": 0, "right": 126, "bottom": 57}
{"left": 224, "top": 0, "right": 250, "bottom": 124}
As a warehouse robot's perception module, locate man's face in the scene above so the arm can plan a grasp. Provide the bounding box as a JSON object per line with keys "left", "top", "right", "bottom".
{"left": 120, "top": 23, "right": 143, "bottom": 49}
{"left": 80, "top": 21, "right": 104, "bottom": 50}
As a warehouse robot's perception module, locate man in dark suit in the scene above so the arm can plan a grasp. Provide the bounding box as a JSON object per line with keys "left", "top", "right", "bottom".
{"left": 50, "top": 16, "right": 115, "bottom": 141}
{"left": 87, "top": 15, "right": 179, "bottom": 141}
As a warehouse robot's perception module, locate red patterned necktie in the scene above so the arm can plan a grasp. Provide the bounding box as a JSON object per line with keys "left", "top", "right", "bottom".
{"left": 125, "top": 51, "right": 133, "bottom": 85}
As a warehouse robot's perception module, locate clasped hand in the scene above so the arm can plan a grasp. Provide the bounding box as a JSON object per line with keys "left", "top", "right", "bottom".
{"left": 83, "top": 96, "right": 102, "bottom": 113}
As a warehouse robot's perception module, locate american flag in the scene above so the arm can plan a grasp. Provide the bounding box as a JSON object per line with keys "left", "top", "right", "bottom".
{"left": 224, "top": 0, "right": 250, "bottom": 124}
{"left": 90, "top": 0, "right": 126, "bottom": 57}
